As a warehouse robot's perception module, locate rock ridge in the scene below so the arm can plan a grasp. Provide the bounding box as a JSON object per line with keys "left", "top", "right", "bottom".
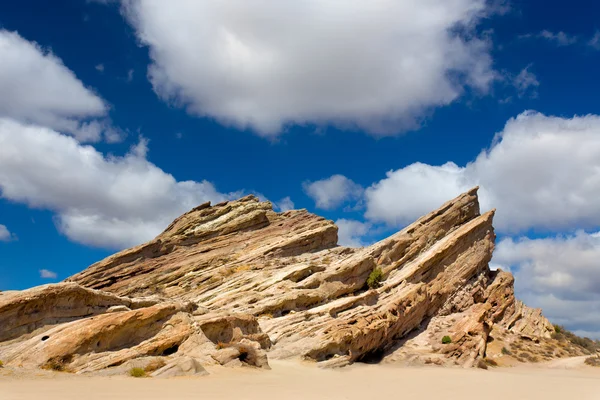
{"left": 0, "top": 188, "right": 583, "bottom": 374}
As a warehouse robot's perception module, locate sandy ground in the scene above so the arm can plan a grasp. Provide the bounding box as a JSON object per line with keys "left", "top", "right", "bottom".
{"left": 1, "top": 359, "right": 599, "bottom": 400}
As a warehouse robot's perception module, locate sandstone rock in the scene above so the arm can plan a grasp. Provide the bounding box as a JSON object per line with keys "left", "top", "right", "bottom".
{"left": 0, "top": 302, "right": 196, "bottom": 372}
{"left": 106, "top": 305, "right": 131, "bottom": 313}
{"left": 0, "top": 282, "right": 158, "bottom": 343}
{"left": 94, "top": 356, "right": 167, "bottom": 376}
{"left": 0, "top": 189, "right": 567, "bottom": 373}
{"left": 151, "top": 356, "right": 208, "bottom": 378}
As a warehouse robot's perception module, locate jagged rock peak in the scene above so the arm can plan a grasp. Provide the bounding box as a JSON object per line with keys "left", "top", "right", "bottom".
{"left": 1, "top": 188, "right": 573, "bottom": 375}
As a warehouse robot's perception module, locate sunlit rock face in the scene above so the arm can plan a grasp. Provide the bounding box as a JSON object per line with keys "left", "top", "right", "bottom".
{"left": 2, "top": 188, "right": 572, "bottom": 374}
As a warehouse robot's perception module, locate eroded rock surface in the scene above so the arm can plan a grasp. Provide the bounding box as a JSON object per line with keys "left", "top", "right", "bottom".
{"left": 0, "top": 188, "right": 578, "bottom": 374}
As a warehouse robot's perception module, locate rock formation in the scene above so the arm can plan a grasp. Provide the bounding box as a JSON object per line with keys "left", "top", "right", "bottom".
{"left": 0, "top": 188, "right": 588, "bottom": 375}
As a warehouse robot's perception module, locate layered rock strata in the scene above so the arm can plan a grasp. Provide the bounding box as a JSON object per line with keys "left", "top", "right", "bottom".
{"left": 0, "top": 188, "right": 573, "bottom": 374}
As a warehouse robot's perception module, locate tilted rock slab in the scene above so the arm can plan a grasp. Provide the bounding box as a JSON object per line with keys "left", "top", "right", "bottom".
{"left": 0, "top": 188, "right": 566, "bottom": 373}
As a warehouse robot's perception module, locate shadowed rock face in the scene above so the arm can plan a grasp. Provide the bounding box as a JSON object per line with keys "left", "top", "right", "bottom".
{"left": 0, "top": 188, "right": 574, "bottom": 374}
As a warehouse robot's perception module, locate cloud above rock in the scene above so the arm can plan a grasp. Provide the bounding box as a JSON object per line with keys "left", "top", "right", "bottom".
{"left": 122, "top": 0, "right": 495, "bottom": 136}
{"left": 494, "top": 232, "right": 600, "bottom": 338}
{"left": 39, "top": 269, "right": 58, "bottom": 279}
{"left": 303, "top": 175, "right": 364, "bottom": 210}
{"left": 335, "top": 219, "right": 372, "bottom": 248}
{"left": 0, "top": 118, "right": 236, "bottom": 249}
{"left": 365, "top": 111, "right": 600, "bottom": 234}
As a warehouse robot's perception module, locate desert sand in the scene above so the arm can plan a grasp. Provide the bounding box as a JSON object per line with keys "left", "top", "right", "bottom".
{"left": 1, "top": 360, "right": 599, "bottom": 400}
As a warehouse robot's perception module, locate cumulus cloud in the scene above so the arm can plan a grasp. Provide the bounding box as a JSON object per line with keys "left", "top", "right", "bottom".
{"left": 39, "top": 269, "right": 58, "bottom": 279}
{"left": 336, "top": 219, "right": 372, "bottom": 248}
{"left": 121, "top": 0, "right": 495, "bottom": 136}
{"left": 365, "top": 162, "right": 469, "bottom": 226}
{"left": 274, "top": 197, "right": 295, "bottom": 212}
{"left": 0, "top": 30, "right": 119, "bottom": 142}
{"left": 365, "top": 112, "right": 600, "bottom": 233}
{"left": 0, "top": 118, "right": 236, "bottom": 249}
{"left": 494, "top": 232, "right": 600, "bottom": 338}
{"left": 303, "top": 175, "right": 364, "bottom": 210}
{"left": 0, "top": 224, "right": 16, "bottom": 242}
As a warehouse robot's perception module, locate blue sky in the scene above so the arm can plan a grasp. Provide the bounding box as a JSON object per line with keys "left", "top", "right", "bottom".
{"left": 1, "top": 0, "right": 600, "bottom": 337}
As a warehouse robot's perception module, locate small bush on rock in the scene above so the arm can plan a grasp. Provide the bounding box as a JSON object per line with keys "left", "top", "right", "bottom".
{"left": 129, "top": 367, "right": 146, "bottom": 378}
{"left": 585, "top": 356, "right": 600, "bottom": 367}
{"left": 442, "top": 336, "right": 452, "bottom": 344}
{"left": 42, "top": 358, "right": 67, "bottom": 372}
{"left": 367, "top": 268, "right": 383, "bottom": 289}
{"left": 144, "top": 359, "right": 166, "bottom": 373}
{"left": 554, "top": 325, "right": 563, "bottom": 334}
{"left": 0, "top": 360, "right": 4, "bottom": 368}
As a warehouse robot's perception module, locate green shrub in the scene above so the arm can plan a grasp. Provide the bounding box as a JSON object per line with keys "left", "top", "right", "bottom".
{"left": 129, "top": 367, "right": 147, "bottom": 378}
{"left": 367, "top": 268, "right": 383, "bottom": 289}
{"left": 554, "top": 324, "right": 563, "bottom": 334}
{"left": 0, "top": 360, "right": 4, "bottom": 368}
{"left": 442, "top": 336, "right": 452, "bottom": 344}
{"left": 501, "top": 347, "right": 512, "bottom": 355}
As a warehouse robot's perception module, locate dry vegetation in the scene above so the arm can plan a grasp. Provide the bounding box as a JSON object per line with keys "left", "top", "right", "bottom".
{"left": 487, "top": 324, "right": 600, "bottom": 366}
{"left": 41, "top": 356, "right": 72, "bottom": 372}
{"left": 129, "top": 367, "right": 146, "bottom": 378}
{"left": 584, "top": 355, "right": 600, "bottom": 367}
{"left": 551, "top": 325, "right": 600, "bottom": 354}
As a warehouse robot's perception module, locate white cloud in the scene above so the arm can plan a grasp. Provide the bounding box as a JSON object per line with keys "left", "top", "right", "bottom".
{"left": 365, "top": 162, "right": 470, "bottom": 226}
{"left": 39, "top": 269, "right": 58, "bottom": 279}
{"left": 512, "top": 65, "right": 539, "bottom": 98}
{"left": 0, "top": 118, "right": 235, "bottom": 249}
{"left": 0, "top": 30, "right": 120, "bottom": 143}
{"left": 274, "top": 197, "right": 295, "bottom": 212}
{"left": 494, "top": 232, "right": 600, "bottom": 338}
{"left": 336, "top": 219, "right": 372, "bottom": 248}
{"left": 95, "top": 63, "right": 105, "bottom": 72}
{"left": 365, "top": 112, "right": 600, "bottom": 234}
{"left": 520, "top": 30, "right": 578, "bottom": 46}
{"left": 121, "top": 0, "right": 495, "bottom": 136}
{"left": 0, "top": 224, "right": 16, "bottom": 242}
{"left": 303, "top": 175, "right": 363, "bottom": 210}
{"left": 538, "top": 30, "right": 578, "bottom": 46}
{"left": 589, "top": 31, "right": 600, "bottom": 50}
{"left": 127, "top": 68, "right": 134, "bottom": 82}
